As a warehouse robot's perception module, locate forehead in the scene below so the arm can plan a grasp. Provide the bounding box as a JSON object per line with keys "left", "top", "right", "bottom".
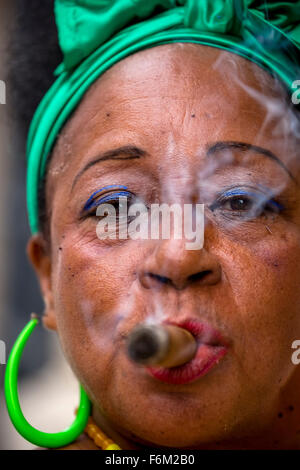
{"left": 49, "top": 43, "right": 299, "bottom": 185}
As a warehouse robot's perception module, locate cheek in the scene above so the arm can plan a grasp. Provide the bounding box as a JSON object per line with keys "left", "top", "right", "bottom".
{"left": 51, "top": 233, "right": 145, "bottom": 385}
{"left": 220, "top": 226, "right": 300, "bottom": 389}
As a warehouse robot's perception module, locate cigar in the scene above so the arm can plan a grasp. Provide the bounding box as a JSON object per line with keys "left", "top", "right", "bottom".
{"left": 126, "top": 324, "right": 198, "bottom": 368}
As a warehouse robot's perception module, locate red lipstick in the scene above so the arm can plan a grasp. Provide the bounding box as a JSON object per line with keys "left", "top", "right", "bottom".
{"left": 146, "top": 319, "right": 228, "bottom": 385}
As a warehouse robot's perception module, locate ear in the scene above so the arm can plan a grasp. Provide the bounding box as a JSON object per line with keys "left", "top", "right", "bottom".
{"left": 27, "top": 234, "right": 57, "bottom": 331}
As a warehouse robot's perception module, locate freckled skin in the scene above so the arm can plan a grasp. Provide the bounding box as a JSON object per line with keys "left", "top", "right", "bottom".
{"left": 28, "top": 44, "right": 300, "bottom": 449}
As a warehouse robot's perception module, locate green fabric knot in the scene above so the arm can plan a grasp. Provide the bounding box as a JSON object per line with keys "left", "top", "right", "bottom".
{"left": 55, "top": 0, "right": 300, "bottom": 71}
{"left": 184, "top": 0, "right": 245, "bottom": 35}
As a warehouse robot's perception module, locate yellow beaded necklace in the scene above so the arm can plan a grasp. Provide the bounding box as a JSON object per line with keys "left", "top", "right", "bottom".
{"left": 84, "top": 417, "right": 122, "bottom": 450}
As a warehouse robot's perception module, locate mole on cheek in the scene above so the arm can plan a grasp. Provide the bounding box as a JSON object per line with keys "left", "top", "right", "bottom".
{"left": 66, "top": 266, "right": 76, "bottom": 278}
{"left": 256, "top": 246, "right": 282, "bottom": 270}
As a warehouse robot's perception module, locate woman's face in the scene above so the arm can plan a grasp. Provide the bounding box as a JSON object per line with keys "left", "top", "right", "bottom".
{"left": 29, "top": 44, "right": 300, "bottom": 448}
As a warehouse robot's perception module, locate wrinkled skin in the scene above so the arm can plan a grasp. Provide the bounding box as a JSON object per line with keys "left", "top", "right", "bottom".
{"left": 28, "top": 44, "right": 300, "bottom": 449}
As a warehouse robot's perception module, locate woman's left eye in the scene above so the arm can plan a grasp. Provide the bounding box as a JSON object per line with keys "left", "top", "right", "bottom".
{"left": 209, "top": 189, "right": 284, "bottom": 219}
{"left": 224, "top": 196, "right": 253, "bottom": 212}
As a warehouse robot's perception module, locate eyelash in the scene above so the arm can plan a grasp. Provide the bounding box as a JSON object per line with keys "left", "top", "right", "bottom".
{"left": 82, "top": 187, "right": 285, "bottom": 222}
{"left": 209, "top": 189, "right": 284, "bottom": 219}
{"left": 82, "top": 190, "right": 135, "bottom": 218}
{"left": 83, "top": 185, "right": 129, "bottom": 212}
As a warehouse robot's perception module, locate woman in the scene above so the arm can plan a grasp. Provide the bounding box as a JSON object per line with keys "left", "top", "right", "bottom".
{"left": 5, "top": 0, "right": 300, "bottom": 449}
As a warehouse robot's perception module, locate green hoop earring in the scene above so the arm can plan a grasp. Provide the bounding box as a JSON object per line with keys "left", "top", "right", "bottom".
{"left": 4, "top": 314, "right": 91, "bottom": 448}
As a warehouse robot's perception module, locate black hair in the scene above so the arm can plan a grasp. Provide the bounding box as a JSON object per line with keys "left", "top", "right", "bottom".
{"left": 8, "top": 0, "right": 62, "bottom": 239}
{"left": 9, "top": 0, "right": 62, "bottom": 138}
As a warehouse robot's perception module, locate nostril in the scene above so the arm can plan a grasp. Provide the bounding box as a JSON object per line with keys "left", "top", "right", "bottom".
{"left": 147, "top": 273, "right": 172, "bottom": 286}
{"left": 140, "top": 272, "right": 173, "bottom": 290}
{"left": 144, "top": 271, "right": 215, "bottom": 289}
{"left": 188, "top": 270, "right": 212, "bottom": 283}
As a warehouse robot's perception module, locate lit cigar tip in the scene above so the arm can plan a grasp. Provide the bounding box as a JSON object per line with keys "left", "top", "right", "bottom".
{"left": 127, "top": 325, "right": 167, "bottom": 364}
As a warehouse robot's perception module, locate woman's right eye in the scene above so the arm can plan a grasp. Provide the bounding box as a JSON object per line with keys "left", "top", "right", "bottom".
{"left": 83, "top": 191, "right": 133, "bottom": 218}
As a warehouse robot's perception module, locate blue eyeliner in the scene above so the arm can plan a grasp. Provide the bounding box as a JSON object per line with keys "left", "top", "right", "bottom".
{"left": 266, "top": 199, "right": 284, "bottom": 211}
{"left": 222, "top": 189, "right": 253, "bottom": 197}
{"left": 85, "top": 192, "right": 130, "bottom": 211}
{"left": 210, "top": 188, "right": 285, "bottom": 213}
{"left": 222, "top": 189, "right": 284, "bottom": 211}
{"left": 83, "top": 185, "right": 129, "bottom": 212}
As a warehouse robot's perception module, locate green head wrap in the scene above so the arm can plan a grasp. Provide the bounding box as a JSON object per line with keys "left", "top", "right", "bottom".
{"left": 27, "top": 0, "right": 300, "bottom": 234}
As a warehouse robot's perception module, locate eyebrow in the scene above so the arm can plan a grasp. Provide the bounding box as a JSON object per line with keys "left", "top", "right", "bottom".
{"left": 71, "top": 140, "right": 296, "bottom": 192}
{"left": 71, "top": 145, "right": 147, "bottom": 192}
{"left": 206, "top": 141, "right": 296, "bottom": 183}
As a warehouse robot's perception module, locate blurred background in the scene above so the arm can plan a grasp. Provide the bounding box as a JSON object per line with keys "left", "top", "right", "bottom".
{"left": 0, "top": 0, "right": 78, "bottom": 449}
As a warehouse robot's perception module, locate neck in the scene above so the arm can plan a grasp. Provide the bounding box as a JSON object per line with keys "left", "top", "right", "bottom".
{"left": 92, "top": 408, "right": 142, "bottom": 450}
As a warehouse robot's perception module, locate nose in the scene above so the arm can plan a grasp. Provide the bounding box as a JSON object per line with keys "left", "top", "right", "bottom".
{"left": 138, "top": 236, "right": 222, "bottom": 291}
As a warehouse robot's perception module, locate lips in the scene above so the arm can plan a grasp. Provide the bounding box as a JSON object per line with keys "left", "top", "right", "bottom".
{"left": 146, "top": 318, "right": 228, "bottom": 385}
